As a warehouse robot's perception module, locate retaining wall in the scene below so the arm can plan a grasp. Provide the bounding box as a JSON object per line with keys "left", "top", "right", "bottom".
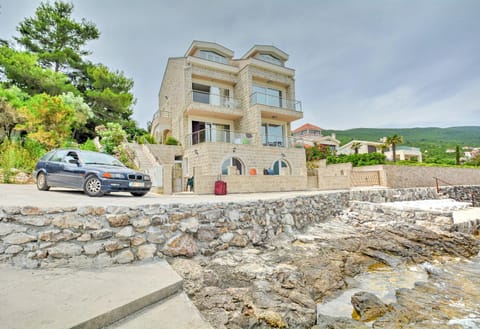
{"left": 439, "top": 185, "right": 480, "bottom": 206}
{"left": 0, "top": 188, "right": 438, "bottom": 269}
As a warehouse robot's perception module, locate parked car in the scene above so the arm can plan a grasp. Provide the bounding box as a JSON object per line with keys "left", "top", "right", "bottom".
{"left": 33, "top": 149, "right": 152, "bottom": 197}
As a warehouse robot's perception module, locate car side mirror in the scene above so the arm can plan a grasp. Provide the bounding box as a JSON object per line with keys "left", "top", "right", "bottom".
{"left": 68, "top": 158, "right": 79, "bottom": 165}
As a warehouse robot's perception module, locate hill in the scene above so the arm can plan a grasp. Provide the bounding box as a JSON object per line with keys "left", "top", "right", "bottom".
{"left": 323, "top": 126, "right": 480, "bottom": 147}
{"left": 322, "top": 126, "right": 480, "bottom": 164}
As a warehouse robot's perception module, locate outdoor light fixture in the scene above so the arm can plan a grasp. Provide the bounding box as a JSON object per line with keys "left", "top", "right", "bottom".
{"left": 194, "top": 150, "right": 198, "bottom": 155}
{"left": 281, "top": 153, "right": 286, "bottom": 157}
{"left": 233, "top": 147, "right": 237, "bottom": 153}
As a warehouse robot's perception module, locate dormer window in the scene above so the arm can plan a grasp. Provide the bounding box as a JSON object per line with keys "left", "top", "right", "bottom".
{"left": 198, "top": 50, "right": 228, "bottom": 65}
{"left": 257, "top": 53, "right": 282, "bottom": 66}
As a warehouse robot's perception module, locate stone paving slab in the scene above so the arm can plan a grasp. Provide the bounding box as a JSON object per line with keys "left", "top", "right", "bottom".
{"left": 0, "top": 262, "right": 182, "bottom": 329}
{"left": 107, "top": 292, "right": 212, "bottom": 329}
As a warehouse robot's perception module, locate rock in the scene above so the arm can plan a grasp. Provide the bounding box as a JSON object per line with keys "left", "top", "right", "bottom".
{"left": 83, "top": 218, "right": 103, "bottom": 230}
{"left": 220, "top": 232, "right": 234, "bottom": 243}
{"left": 115, "top": 250, "right": 134, "bottom": 264}
{"left": 83, "top": 242, "right": 104, "bottom": 255}
{"left": 164, "top": 234, "right": 198, "bottom": 257}
{"left": 52, "top": 214, "right": 83, "bottom": 229}
{"left": 197, "top": 227, "right": 218, "bottom": 241}
{"left": 0, "top": 223, "right": 27, "bottom": 236}
{"left": 146, "top": 227, "right": 165, "bottom": 244}
{"left": 5, "top": 245, "right": 23, "bottom": 254}
{"left": 91, "top": 229, "right": 113, "bottom": 240}
{"left": 230, "top": 234, "right": 249, "bottom": 247}
{"left": 257, "top": 310, "right": 287, "bottom": 329}
{"left": 38, "top": 229, "right": 61, "bottom": 241}
{"left": 351, "top": 291, "right": 393, "bottom": 322}
{"left": 137, "top": 244, "right": 157, "bottom": 260}
{"left": 4, "top": 232, "right": 36, "bottom": 245}
{"left": 106, "top": 214, "right": 130, "bottom": 227}
{"left": 316, "top": 313, "right": 369, "bottom": 329}
{"left": 130, "top": 235, "right": 146, "bottom": 246}
{"left": 104, "top": 239, "right": 128, "bottom": 252}
{"left": 106, "top": 206, "right": 130, "bottom": 214}
{"left": 48, "top": 243, "right": 82, "bottom": 258}
{"left": 178, "top": 217, "right": 199, "bottom": 233}
{"left": 116, "top": 226, "right": 135, "bottom": 240}
{"left": 77, "top": 233, "right": 91, "bottom": 242}
{"left": 18, "top": 216, "right": 52, "bottom": 226}
{"left": 131, "top": 217, "right": 151, "bottom": 230}
{"left": 20, "top": 207, "right": 43, "bottom": 216}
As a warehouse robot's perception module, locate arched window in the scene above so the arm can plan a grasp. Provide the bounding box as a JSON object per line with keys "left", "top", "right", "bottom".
{"left": 221, "top": 157, "right": 244, "bottom": 175}
{"left": 272, "top": 159, "right": 290, "bottom": 175}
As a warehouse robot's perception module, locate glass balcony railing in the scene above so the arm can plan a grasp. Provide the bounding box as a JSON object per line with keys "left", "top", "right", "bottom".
{"left": 262, "top": 135, "right": 298, "bottom": 148}
{"left": 185, "top": 128, "right": 255, "bottom": 148}
{"left": 189, "top": 90, "right": 240, "bottom": 109}
{"left": 250, "top": 92, "right": 302, "bottom": 112}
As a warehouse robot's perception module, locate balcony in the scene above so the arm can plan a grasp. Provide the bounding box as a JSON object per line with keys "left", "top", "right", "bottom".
{"left": 185, "top": 90, "right": 243, "bottom": 120}
{"left": 262, "top": 135, "right": 300, "bottom": 148}
{"left": 185, "top": 128, "right": 256, "bottom": 148}
{"left": 250, "top": 92, "right": 303, "bottom": 122}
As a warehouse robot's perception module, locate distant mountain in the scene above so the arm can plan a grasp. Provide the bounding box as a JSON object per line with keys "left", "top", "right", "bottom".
{"left": 323, "top": 126, "right": 480, "bottom": 147}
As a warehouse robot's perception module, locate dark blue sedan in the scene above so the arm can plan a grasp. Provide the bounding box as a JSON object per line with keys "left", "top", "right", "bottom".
{"left": 33, "top": 149, "right": 152, "bottom": 197}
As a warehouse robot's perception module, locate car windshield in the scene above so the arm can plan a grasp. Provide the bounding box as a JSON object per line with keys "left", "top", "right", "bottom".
{"left": 81, "top": 152, "right": 125, "bottom": 167}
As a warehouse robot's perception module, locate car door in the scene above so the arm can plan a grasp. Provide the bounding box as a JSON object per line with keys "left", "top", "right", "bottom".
{"left": 61, "top": 151, "right": 85, "bottom": 189}
{"left": 45, "top": 150, "right": 68, "bottom": 186}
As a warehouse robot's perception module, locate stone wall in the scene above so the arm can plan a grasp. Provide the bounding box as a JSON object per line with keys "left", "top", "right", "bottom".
{"left": 0, "top": 187, "right": 440, "bottom": 269}
{"left": 382, "top": 165, "right": 480, "bottom": 188}
{"left": 439, "top": 185, "right": 480, "bottom": 206}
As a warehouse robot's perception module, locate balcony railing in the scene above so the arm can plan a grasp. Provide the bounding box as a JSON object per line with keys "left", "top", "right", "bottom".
{"left": 189, "top": 90, "right": 240, "bottom": 109}
{"left": 250, "top": 92, "right": 302, "bottom": 112}
{"left": 185, "top": 128, "right": 255, "bottom": 148}
{"left": 262, "top": 135, "right": 300, "bottom": 148}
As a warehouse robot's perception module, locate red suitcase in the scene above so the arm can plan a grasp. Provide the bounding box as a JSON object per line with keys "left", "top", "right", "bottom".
{"left": 214, "top": 180, "right": 227, "bottom": 195}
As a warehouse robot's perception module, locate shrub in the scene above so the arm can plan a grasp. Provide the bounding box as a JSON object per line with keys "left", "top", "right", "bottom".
{"left": 327, "top": 152, "right": 386, "bottom": 167}
{"left": 80, "top": 138, "right": 98, "bottom": 151}
{"left": 0, "top": 139, "right": 40, "bottom": 182}
{"left": 135, "top": 133, "right": 156, "bottom": 145}
{"left": 165, "top": 136, "right": 179, "bottom": 145}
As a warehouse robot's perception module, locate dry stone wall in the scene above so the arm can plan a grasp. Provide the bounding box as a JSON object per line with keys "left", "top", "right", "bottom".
{"left": 0, "top": 188, "right": 439, "bottom": 269}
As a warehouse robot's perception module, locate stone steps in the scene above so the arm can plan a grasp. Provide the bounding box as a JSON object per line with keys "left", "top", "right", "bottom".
{"left": 0, "top": 261, "right": 210, "bottom": 329}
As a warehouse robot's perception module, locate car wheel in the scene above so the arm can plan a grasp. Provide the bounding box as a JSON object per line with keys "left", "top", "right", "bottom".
{"left": 84, "top": 176, "right": 104, "bottom": 197}
{"left": 131, "top": 192, "right": 147, "bottom": 197}
{"left": 36, "top": 172, "right": 50, "bottom": 191}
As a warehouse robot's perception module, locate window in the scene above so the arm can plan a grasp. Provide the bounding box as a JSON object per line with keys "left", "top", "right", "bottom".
{"left": 257, "top": 53, "right": 282, "bottom": 66}
{"left": 262, "top": 123, "right": 285, "bottom": 147}
{"left": 50, "top": 150, "right": 68, "bottom": 162}
{"left": 221, "top": 157, "right": 244, "bottom": 175}
{"left": 198, "top": 50, "right": 228, "bottom": 65}
{"left": 272, "top": 159, "right": 290, "bottom": 175}
{"left": 252, "top": 85, "right": 282, "bottom": 107}
{"left": 192, "top": 83, "right": 230, "bottom": 106}
{"left": 191, "top": 121, "right": 230, "bottom": 145}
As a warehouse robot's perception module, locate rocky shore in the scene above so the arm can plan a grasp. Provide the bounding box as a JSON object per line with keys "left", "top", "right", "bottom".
{"left": 170, "top": 209, "right": 480, "bottom": 329}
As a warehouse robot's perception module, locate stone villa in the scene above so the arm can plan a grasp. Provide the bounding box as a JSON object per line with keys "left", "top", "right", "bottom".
{"left": 149, "top": 41, "right": 307, "bottom": 193}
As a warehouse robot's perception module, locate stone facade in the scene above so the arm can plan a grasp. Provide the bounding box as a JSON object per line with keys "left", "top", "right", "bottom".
{"left": 1, "top": 187, "right": 445, "bottom": 269}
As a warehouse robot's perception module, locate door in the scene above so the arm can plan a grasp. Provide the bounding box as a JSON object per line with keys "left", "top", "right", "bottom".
{"left": 46, "top": 150, "right": 68, "bottom": 186}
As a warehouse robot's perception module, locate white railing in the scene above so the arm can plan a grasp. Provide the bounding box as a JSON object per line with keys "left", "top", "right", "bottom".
{"left": 185, "top": 128, "right": 255, "bottom": 148}
{"left": 189, "top": 90, "right": 240, "bottom": 109}
{"left": 250, "top": 92, "right": 302, "bottom": 112}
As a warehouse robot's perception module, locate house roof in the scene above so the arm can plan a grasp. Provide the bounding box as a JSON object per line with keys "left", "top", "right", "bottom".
{"left": 241, "top": 45, "right": 289, "bottom": 61}
{"left": 185, "top": 40, "right": 234, "bottom": 58}
{"left": 293, "top": 123, "right": 323, "bottom": 134}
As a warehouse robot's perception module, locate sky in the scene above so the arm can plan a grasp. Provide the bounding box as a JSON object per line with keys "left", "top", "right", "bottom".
{"left": 1, "top": 0, "right": 479, "bottom": 130}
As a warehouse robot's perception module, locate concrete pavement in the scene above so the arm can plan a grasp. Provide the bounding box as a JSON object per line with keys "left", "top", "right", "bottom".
{"left": 0, "top": 183, "right": 329, "bottom": 208}
{"left": 0, "top": 262, "right": 211, "bottom": 329}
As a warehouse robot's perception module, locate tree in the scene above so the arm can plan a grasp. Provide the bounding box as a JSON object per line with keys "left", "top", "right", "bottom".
{"left": 455, "top": 145, "right": 461, "bottom": 165}
{"left": 386, "top": 134, "right": 404, "bottom": 163}
{"left": 59, "top": 92, "right": 93, "bottom": 140}
{"left": 17, "top": 93, "right": 75, "bottom": 148}
{"left": 95, "top": 122, "right": 127, "bottom": 154}
{"left": 351, "top": 141, "right": 361, "bottom": 155}
{"left": 0, "top": 46, "right": 76, "bottom": 96}
{"left": 15, "top": 1, "right": 99, "bottom": 74}
{"left": 0, "top": 86, "right": 28, "bottom": 139}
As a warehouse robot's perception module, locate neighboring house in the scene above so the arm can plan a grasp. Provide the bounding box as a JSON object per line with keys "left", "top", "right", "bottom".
{"left": 150, "top": 41, "right": 306, "bottom": 194}
{"left": 384, "top": 146, "right": 423, "bottom": 162}
{"left": 337, "top": 140, "right": 423, "bottom": 162}
{"left": 336, "top": 140, "right": 383, "bottom": 155}
{"left": 292, "top": 123, "right": 340, "bottom": 151}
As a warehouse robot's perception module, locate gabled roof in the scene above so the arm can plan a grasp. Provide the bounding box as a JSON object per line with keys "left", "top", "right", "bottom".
{"left": 241, "top": 45, "right": 289, "bottom": 61}
{"left": 293, "top": 123, "right": 323, "bottom": 134}
{"left": 185, "top": 40, "right": 234, "bottom": 58}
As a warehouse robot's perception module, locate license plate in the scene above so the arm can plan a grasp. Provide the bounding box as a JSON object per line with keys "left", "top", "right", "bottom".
{"left": 129, "top": 182, "right": 145, "bottom": 187}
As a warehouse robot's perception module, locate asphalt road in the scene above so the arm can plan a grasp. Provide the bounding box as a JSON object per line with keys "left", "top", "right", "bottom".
{"left": 0, "top": 184, "right": 326, "bottom": 208}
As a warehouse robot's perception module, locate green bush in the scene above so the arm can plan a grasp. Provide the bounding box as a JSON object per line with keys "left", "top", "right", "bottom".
{"left": 135, "top": 133, "right": 156, "bottom": 145}
{"left": 80, "top": 138, "right": 98, "bottom": 151}
{"left": 165, "top": 136, "right": 179, "bottom": 145}
{"left": 0, "top": 139, "right": 41, "bottom": 182}
{"left": 327, "top": 152, "right": 386, "bottom": 167}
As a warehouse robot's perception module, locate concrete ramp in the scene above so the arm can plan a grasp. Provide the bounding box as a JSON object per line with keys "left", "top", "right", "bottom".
{"left": 0, "top": 261, "right": 210, "bottom": 329}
